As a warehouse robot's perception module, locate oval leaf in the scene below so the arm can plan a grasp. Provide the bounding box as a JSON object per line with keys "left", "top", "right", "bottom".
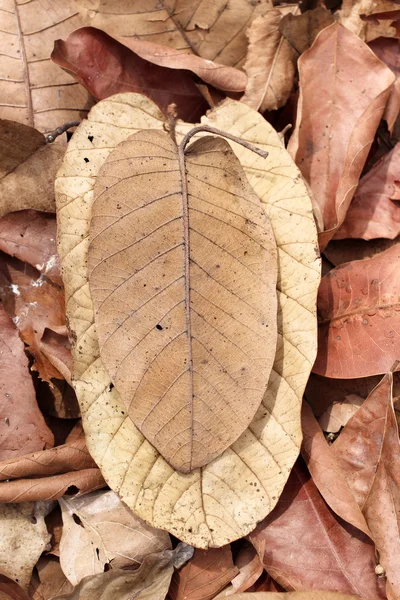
{"left": 88, "top": 131, "right": 277, "bottom": 472}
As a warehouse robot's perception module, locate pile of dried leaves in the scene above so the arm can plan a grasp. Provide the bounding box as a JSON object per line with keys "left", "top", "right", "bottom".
{"left": 1, "top": 0, "right": 400, "bottom": 599}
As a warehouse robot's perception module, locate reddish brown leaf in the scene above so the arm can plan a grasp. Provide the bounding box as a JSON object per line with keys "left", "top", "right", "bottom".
{"left": 324, "top": 237, "right": 400, "bottom": 266}
{"left": 336, "top": 144, "right": 400, "bottom": 240}
{"left": 0, "top": 305, "right": 54, "bottom": 460}
{"left": 0, "top": 211, "right": 61, "bottom": 286}
{"left": 0, "top": 255, "right": 67, "bottom": 382}
{"left": 30, "top": 556, "right": 74, "bottom": 600}
{"left": 288, "top": 23, "right": 395, "bottom": 249}
{"left": 0, "top": 438, "right": 96, "bottom": 481}
{"left": 249, "top": 460, "right": 385, "bottom": 598}
{"left": 169, "top": 547, "right": 238, "bottom": 600}
{"left": 332, "top": 372, "right": 400, "bottom": 600}
{"left": 314, "top": 244, "right": 400, "bottom": 378}
{"left": 51, "top": 27, "right": 211, "bottom": 123}
{"left": 229, "top": 543, "right": 264, "bottom": 595}
{"left": 0, "top": 574, "right": 32, "bottom": 600}
{"left": 0, "top": 468, "right": 105, "bottom": 502}
{"left": 369, "top": 37, "right": 400, "bottom": 132}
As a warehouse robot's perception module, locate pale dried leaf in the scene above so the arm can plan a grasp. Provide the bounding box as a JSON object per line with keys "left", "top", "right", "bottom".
{"left": 59, "top": 490, "right": 171, "bottom": 585}
{"left": 336, "top": 0, "right": 377, "bottom": 37}
{"left": 77, "top": 0, "right": 273, "bottom": 69}
{"left": 318, "top": 394, "right": 364, "bottom": 433}
{"left": 88, "top": 131, "right": 278, "bottom": 473}
{"left": 0, "top": 305, "right": 54, "bottom": 460}
{"left": 0, "top": 2, "right": 93, "bottom": 131}
{"left": 0, "top": 502, "right": 51, "bottom": 590}
{"left": 56, "top": 93, "right": 320, "bottom": 547}
{"left": 288, "top": 23, "right": 395, "bottom": 249}
{"left": 242, "top": 7, "right": 298, "bottom": 112}
{"left": 0, "top": 121, "right": 64, "bottom": 217}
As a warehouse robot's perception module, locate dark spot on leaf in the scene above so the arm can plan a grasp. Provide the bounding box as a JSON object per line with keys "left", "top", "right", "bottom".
{"left": 84, "top": 157, "right": 89, "bottom": 163}
{"left": 156, "top": 324, "right": 163, "bottom": 330}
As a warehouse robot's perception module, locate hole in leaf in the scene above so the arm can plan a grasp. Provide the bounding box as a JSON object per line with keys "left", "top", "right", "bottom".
{"left": 156, "top": 324, "right": 163, "bottom": 330}
{"left": 84, "top": 157, "right": 89, "bottom": 163}
{"left": 72, "top": 513, "right": 84, "bottom": 527}
{"left": 88, "top": 135, "right": 94, "bottom": 143}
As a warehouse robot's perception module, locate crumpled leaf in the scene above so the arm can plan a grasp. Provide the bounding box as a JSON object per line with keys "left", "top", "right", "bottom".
{"left": 0, "top": 2, "right": 94, "bottom": 132}
{"left": 0, "top": 211, "right": 61, "bottom": 286}
{"left": 59, "top": 490, "right": 171, "bottom": 585}
{"left": 51, "top": 27, "right": 210, "bottom": 123}
{"left": 369, "top": 37, "right": 400, "bottom": 132}
{"left": 53, "top": 544, "right": 192, "bottom": 600}
{"left": 314, "top": 243, "right": 400, "bottom": 378}
{"left": 0, "top": 254, "right": 67, "bottom": 382}
{"left": 288, "top": 23, "right": 395, "bottom": 249}
{"left": 0, "top": 468, "right": 106, "bottom": 503}
{"left": 77, "top": 0, "right": 273, "bottom": 69}
{"left": 249, "top": 460, "right": 386, "bottom": 599}
{"left": 0, "top": 437, "right": 96, "bottom": 481}
{"left": 318, "top": 394, "right": 364, "bottom": 433}
{"left": 241, "top": 6, "right": 298, "bottom": 112}
{"left": 336, "top": 143, "right": 400, "bottom": 240}
{"left": 337, "top": 0, "right": 400, "bottom": 40}
{"left": 168, "top": 546, "right": 238, "bottom": 600}
{"left": 0, "top": 305, "right": 54, "bottom": 460}
{"left": 332, "top": 372, "right": 400, "bottom": 600}
{"left": 0, "top": 121, "right": 64, "bottom": 217}
{"left": 88, "top": 130, "right": 277, "bottom": 473}
{"left": 55, "top": 93, "right": 320, "bottom": 547}
{"left": 0, "top": 501, "right": 52, "bottom": 590}
{"left": 30, "top": 556, "right": 74, "bottom": 600}
{"left": 279, "top": 7, "right": 335, "bottom": 55}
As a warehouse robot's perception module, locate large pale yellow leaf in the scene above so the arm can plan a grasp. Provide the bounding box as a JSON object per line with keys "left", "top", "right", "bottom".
{"left": 77, "top": 0, "right": 273, "bottom": 69}
{"left": 88, "top": 131, "right": 277, "bottom": 473}
{"left": 56, "top": 94, "right": 320, "bottom": 547}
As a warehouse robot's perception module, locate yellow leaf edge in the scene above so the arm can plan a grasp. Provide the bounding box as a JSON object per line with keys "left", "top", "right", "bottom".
{"left": 55, "top": 93, "right": 320, "bottom": 548}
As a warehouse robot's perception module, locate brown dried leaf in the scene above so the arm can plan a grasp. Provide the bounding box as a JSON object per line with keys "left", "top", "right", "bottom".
{"left": 228, "top": 543, "right": 264, "bottom": 595}
{"left": 0, "top": 501, "right": 52, "bottom": 590}
{"left": 369, "top": 37, "right": 400, "bottom": 132}
{"left": 241, "top": 7, "right": 298, "bottom": 112}
{"left": 249, "top": 460, "right": 385, "bottom": 599}
{"left": 332, "top": 372, "right": 400, "bottom": 600}
{"left": 0, "top": 468, "right": 105, "bottom": 503}
{"left": 36, "top": 378, "right": 80, "bottom": 419}
{"left": 77, "top": 0, "right": 273, "bottom": 69}
{"left": 88, "top": 130, "right": 278, "bottom": 473}
{"left": 0, "top": 211, "right": 61, "bottom": 286}
{"left": 0, "top": 574, "right": 32, "bottom": 600}
{"left": 51, "top": 28, "right": 210, "bottom": 123}
{"left": 279, "top": 7, "right": 335, "bottom": 55}
{"left": 336, "top": 143, "right": 400, "bottom": 240}
{"left": 53, "top": 545, "right": 189, "bottom": 600}
{"left": 0, "top": 437, "right": 96, "bottom": 481}
{"left": 0, "top": 121, "right": 63, "bottom": 217}
{"left": 324, "top": 237, "right": 400, "bottom": 265}
{"left": 30, "top": 556, "right": 74, "bottom": 600}
{"left": 318, "top": 394, "right": 364, "bottom": 433}
{"left": 0, "top": 2, "right": 93, "bottom": 131}
{"left": 337, "top": 0, "right": 400, "bottom": 40}
{"left": 169, "top": 546, "right": 238, "bottom": 600}
{"left": 314, "top": 244, "right": 400, "bottom": 378}
{"left": 288, "top": 23, "right": 395, "bottom": 249}
{"left": 0, "top": 305, "right": 54, "bottom": 460}
{"left": 59, "top": 490, "right": 171, "bottom": 585}
{"left": 211, "top": 594, "right": 376, "bottom": 600}
{"left": 0, "top": 255, "right": 66, "bottom": 382}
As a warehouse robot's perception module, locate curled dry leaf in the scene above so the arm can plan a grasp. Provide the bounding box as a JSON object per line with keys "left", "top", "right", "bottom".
{"left": 0, "top": 304, "right": 54, "bottom": 460}
{"left": 332, "top": 372, "right": 400, "bottom": 600}
{"left": 249, "top": 460, "right": 385, "bottom": 599}
{"left": 88, "top": 129, "right": 277, "bottom": 473}
{"left": 59, "top": 490, "right": 171, "bottom": 586}
{"left": 314, "top": 243, "right": 400, "bottom": 378}
{"left": 0, "top": 501, "right": 52, "bottom": 590}
{"left": 279, "top": 7, "right": 335, "bottom": 55}
{"left": 288, "top": 23, "right": 395, "bottom": 249}
{"left": 51, "top": 28, "right": 209, "bottom": 123}
{"left": 0, "top": 121, "right": 63, "bottom": 217}
{"left": 0, "top": 468, "right": 105, "bottom": 503}
{"left": 0, "top": 1, "right": 93, "bottom": 131}
{"left": 168, "top": 546, "right": 238, "bottom": 600}
{"left": 318, "top": 394, "right": 364, "bottom": 433}
{"left": 36, "top": 378, "right": 80, "bottom": 420}
{"left": 53, "top": 545, "right": 190, "bottom": 600}
{"left": 227, "top": 543, "right": 264, "bottom": 595}
{"left": 0, "top": 211, "right": 61, "bottom": 286}
{"left": 77, "top": 0, "right": 273, "bottom": 69}
{"left": 55, "top": 93, "right": 320, "bottom": 547}
{"left": 336, "top": 143, "right": 400, "bottom": 240}
{"left": 29, "top": 556, "right": 74, "bottom": 600}
{"left": 0, "top": 255, "right": 67, "bottom": 382}
{"left": 0, "top": 437, "right": 96, "bottom": 481}
{"left": 241, "top": 6, "right": 298, "bottom": 112}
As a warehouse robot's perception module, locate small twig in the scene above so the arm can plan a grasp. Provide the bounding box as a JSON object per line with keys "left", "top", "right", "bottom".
{"left": 45, "top": 120, "right": 81, "bottom": 143}
{"left": 179, "top": 125, "right": 269, "bottom": 159}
